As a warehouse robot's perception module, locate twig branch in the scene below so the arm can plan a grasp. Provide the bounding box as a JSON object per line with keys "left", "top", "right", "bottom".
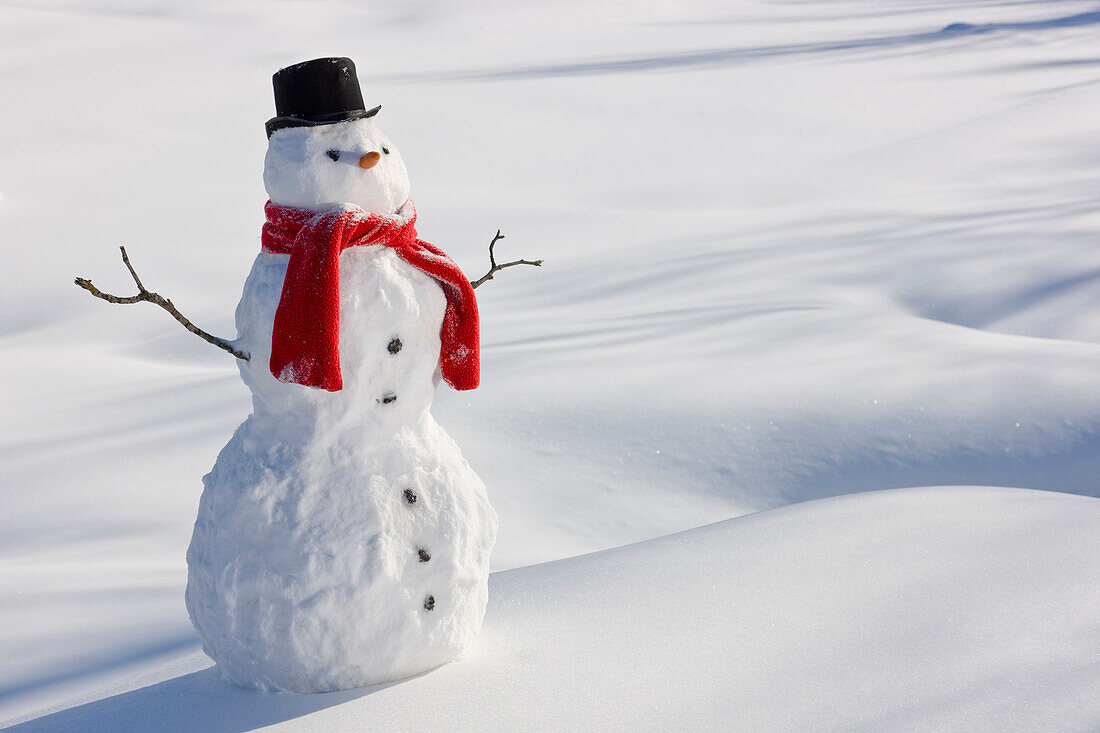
{"left": 74, "top": 246, "right": 249, "bottom": 361}
{"left": 471, "top": 230, "right": 543, "bottom": 289}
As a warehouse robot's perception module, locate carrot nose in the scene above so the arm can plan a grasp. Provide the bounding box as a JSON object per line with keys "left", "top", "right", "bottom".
{"left": 359, "top": 151, "right": 381, "bottom": 169}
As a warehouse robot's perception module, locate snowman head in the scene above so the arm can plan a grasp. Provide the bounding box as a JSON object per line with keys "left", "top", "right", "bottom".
{"left": 264, "top": 118, "right": 411, "bottom": 214}
{"left": 262, "top": 57, "right": 411, "bottom": 214}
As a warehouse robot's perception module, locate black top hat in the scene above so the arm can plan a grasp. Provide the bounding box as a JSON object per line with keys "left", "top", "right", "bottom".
{"left": 265, "top": 57, "right": 380, "bottom": 138}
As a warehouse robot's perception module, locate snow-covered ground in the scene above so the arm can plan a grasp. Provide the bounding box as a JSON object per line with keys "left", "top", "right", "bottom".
{"left": 9, "top": 487, "right": 1100, "bottom": 732}
{"left": 1, "top": 0, "right": 1098, "bottom": 729}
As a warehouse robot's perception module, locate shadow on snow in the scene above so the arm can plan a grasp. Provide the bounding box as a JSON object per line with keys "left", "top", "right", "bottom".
{"left": 379, "top": 10, "right": 1100, "bottom": 81}
{"left": 5, "top": 665, "right": 409, "bottom": 733}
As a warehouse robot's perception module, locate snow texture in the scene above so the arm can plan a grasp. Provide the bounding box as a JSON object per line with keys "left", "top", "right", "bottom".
{"left": 2, "top": 0, "right": 1100, "bottom": 727}
{"left": 9, "top": 487, "right": 1100, "bottom": 732}
{"left": 185, "top": 119, "right": 497, "bottom": 692}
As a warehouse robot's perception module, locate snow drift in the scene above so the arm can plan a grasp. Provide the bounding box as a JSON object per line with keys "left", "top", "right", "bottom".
{"left": 1, "top": 0, "right": 1099, "bottom": 727}
{"left": 7, "top": 487, "right": 1098, "bottom": 731}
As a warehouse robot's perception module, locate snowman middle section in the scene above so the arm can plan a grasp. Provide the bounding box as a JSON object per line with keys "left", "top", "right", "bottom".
{"left": 186, "top": 246, "right": 497, "bottom": 693}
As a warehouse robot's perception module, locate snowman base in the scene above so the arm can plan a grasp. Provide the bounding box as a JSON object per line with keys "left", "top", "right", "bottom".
{"left": 186, "top": 413, "right": 497, "bottom": 693}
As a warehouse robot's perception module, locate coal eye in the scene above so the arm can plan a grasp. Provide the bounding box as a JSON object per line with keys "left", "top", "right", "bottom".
{"left": 326, "top": 150, "right": 340, "bottom": 161}
{"left": 382, "top": 147, "right": 390, "bottom": 155}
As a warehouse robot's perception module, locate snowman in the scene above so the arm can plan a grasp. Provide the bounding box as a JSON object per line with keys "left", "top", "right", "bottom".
{"left": 183, "top": 58, "right": 498, "bottom": 693}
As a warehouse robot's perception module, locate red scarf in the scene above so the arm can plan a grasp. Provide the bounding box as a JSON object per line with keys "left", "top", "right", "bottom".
{"left": 261, "top": 199, "right": 479, "bottom": 392}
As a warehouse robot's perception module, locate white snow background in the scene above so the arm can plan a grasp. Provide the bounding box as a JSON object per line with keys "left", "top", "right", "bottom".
{"left": 1, "top": 0, "right": 1099, "bottom": 730}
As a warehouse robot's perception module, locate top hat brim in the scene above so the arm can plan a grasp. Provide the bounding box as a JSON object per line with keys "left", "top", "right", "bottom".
{"left": 266, "top": 105, "right": 382, "bottom": 138}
